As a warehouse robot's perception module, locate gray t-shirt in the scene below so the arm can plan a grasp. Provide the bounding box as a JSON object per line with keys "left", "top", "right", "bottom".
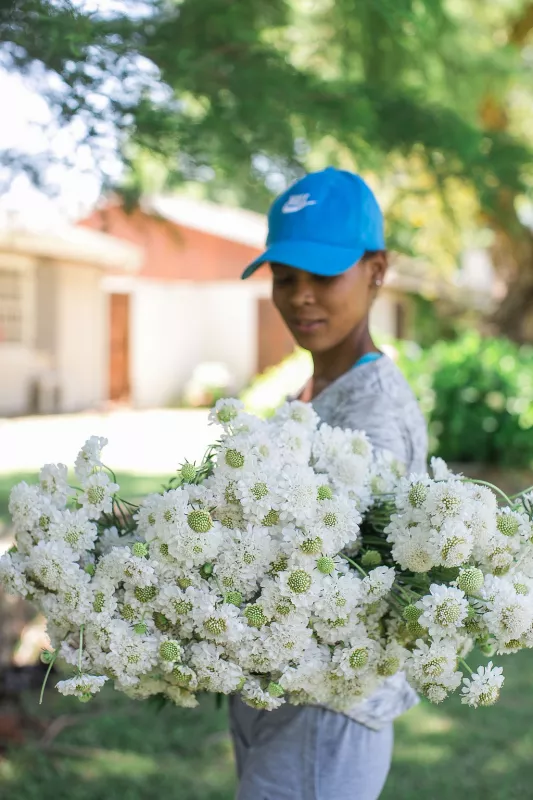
{"left": 312, "top": 354, "right": 428, "bottom": 729}
{"left": 312, "top": 354, "right": 428, "bottom": 475}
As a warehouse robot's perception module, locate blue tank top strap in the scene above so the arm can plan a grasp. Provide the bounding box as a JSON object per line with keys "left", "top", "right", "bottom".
{"left": 353, "top": 352, "right": 383, "bottom": 369}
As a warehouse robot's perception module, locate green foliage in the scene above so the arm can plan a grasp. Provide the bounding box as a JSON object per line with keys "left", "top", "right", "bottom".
{"left": 395, "top": 332, "right": 533, "bottom": 468}
{"left": 0, "top": 0, "right": 529, "bottom": 213}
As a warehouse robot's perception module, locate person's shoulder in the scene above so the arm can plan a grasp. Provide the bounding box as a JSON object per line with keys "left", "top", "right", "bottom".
{"left": 344, "top": 355, "right": 416, "bottom": 402}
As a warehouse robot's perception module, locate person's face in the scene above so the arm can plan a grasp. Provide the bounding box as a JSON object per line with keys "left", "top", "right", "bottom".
{"left": 271, "top": 254, "right": 387, "bottom": 353}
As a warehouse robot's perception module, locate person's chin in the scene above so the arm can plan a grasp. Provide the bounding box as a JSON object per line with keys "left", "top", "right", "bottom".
{"left": 292, "top": 330, "right": 331, "bottom": 352}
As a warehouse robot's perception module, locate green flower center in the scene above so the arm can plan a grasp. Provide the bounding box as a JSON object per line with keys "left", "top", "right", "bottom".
{"left": 349, "top": 648, "right": 369, "bottom": 669}
{"left": 134, "top": 585, "right": 158, "bottom": 603}
{"left": 408, "top": 482, "right": 427, "bottom": 508}
{"left": 160, "top": 641, "right": 181, "bottom": 661}
{"left": 262, "top": 509, "right": 280, "bottom": 527}
{"left": 435, "top": 598, "right": 462, "bottom": 626}
{"left": 300, "top": 537, "right": 323, "bottom": 555}
{"left": 287, "top": 570, "right": 312, "bottom": 594}
{"left": 244, "top": 604, "right": 268, "bottom": 628}
{"left": 225, "top": 449, "right": 245, "bottom": 469}
{"left": 317, "top": 485, "right": 333, "bottom": 501}
{"left": 188, "top": 510, "right": 212, "bottom": 533}
{"left": 204, "top": 616, "right": 227, "bottom": 635}
{"left": 497, "top": 514, "right": 519, "bottom": 537}
{"left": 251, "top": 482, "right": 268, "bottom": 500}
{"left": 87, "top": 486, "right": 106, "bottom": 506}
{"left": 93, "top": 592, "right": 105, "bottom": 613}
{"left": 317, "top": 556, "right": 335, "bottom": 575}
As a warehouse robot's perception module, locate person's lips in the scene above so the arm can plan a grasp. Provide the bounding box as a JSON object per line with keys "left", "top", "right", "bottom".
{"left": 292, "top": 318, "right": 326, "bottom": 333}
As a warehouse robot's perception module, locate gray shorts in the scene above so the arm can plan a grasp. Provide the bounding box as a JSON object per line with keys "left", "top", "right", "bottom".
{"left": 229, "top": 696, "right": 393, "bottom": 800}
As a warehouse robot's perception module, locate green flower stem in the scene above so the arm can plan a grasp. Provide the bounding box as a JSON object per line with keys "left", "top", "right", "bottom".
{"left": 339, "top": 552, "right": 367, "bottom": 578}
{"left": 462, "top": 478, "right": 512, "bottom": 506}
{"left": 459, "top": 658, "right": 473, "bottom": 675}
{"left": 509, "top": 486, "right": 533, "bottom": 504}
{"left": 78, "top": 625, "right": 85, "bottom": 675}
{"left": 39, "top": 650, "right": 58, "bottom": 705}
{"left": 102, "top": 463, "right": 117, "bottom": 484}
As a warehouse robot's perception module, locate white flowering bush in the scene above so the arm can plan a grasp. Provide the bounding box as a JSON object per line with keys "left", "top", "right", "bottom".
{"left": 1, "top": 401, "right": 532, "bottom": 712}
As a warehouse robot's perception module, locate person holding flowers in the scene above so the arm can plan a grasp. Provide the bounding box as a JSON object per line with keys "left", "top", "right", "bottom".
{"left": 232, "top": 167, "right": 428, "bottom": 799}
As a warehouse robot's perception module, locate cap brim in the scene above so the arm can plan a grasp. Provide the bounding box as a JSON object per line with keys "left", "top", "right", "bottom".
{"left": 241, "top": 241, "right": 366, "bottom": 280}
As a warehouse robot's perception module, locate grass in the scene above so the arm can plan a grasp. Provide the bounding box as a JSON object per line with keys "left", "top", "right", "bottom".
{"left": 2, "top": 650, "right": 533, "bottom": 800}
{"left": 1, "top": 472, "right": 533, "bottom": 798}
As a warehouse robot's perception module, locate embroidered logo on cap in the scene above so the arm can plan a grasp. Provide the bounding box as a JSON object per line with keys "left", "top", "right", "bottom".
{"left": 281, "top": 193, "right": 317, "bottom": 214}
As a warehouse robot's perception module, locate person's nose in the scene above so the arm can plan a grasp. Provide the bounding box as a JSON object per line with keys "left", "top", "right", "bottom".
{"left": 288, "top": 274, "right": 316, "bottom": 307}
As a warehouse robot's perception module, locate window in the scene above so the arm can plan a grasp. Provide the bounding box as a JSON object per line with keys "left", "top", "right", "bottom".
{"left": 0, "top": 269, "right": 23, "bottom": 343}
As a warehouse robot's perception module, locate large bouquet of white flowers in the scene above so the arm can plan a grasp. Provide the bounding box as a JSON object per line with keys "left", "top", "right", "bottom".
{"left": 1, "top": 399, "right": 532, "bottom": 712}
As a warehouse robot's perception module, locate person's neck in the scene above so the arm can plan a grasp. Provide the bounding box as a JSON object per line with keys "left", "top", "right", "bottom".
{"left": 311, "top": 324, "right": 378, "bottom": 397}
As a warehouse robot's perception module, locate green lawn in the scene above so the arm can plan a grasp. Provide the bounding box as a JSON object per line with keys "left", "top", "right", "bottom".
{"left": 1, "top": 473, "right": 533, "bottom": 799}
{"left": 2, "top": 649, "right": 533, "bottom": 800}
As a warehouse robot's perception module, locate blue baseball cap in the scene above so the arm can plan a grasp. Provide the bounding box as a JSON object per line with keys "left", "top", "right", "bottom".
{"left": 241, "top": 167, "right": 385, "bottom": 279}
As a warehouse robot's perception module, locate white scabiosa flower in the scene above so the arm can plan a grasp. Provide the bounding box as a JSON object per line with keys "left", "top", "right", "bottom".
{"left": 0, "top": 551, "right": 31, "bottom": 597}
{"left": 312, "top": 496, "right": 361, "bottom": 554}
{"left": 460, "top": 662, "right": 504, "bottom": 707}
{"left": 275, "top": 420, "right": 313, "bottom": 466}
{"left": 273, "top": 400, "right": 320, "bottom": 432}
{"left": 48, "top": 509, "right": 98, "bottom": 554}
{"left": 430, "top": 457, "right": 452, "bottom": 481}
{"left": 208, "top": 398, "right": 246, "bottom": 430}
{"left": 417, "top": 584, "right": 469, "bottom": 637}
{"left": 405, "top": 638, "right": 459, "bottom": 685}
{"left": 236, "top": 470, "right": 281, "bottom": 521}
{"left": 495, "top": 508, "right": 531, "bottom": 541}
{"left": 56, "top": 674, "right": 107, "bottom": 699}
{"left": 361, "top": 566, "right": 396, "bottom": 602}
{"left": 27, "top": 540, "right": 82, "bottom": 592}
{"left": 8, "top": 482, "right": 59, "bottom": 539}
{"left": 79, "top": 473, "right": 119, "bottom": 518}
{"left": 75, "top": 436, "right": 108, "bottom": 482}
{"left": 425, "top": 480, "right": 470, "bottom": 524}
{"left": 240, "top": 678, "right": 285, "bottom": 710}
{"left": 484, "top": 587, "right": 533, "bottom": 641}
{"left": 431, "top": 521, "right": 474, "bottom": 568}
{"left": 390, "top": 525, "right": 435, "bottom": 574}
{"left": 278, "top": 468, "right": 320, "bottom": 523}
{"left": 189, "top": 641, "right": 244, "bottom": 694}
{"left": 39, "top": 463, "right": 72, "bottom": 507}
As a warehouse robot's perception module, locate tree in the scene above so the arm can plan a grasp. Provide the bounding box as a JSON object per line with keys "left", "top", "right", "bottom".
{"left": 1, "top": 0, "right": 532, "bottom": 338}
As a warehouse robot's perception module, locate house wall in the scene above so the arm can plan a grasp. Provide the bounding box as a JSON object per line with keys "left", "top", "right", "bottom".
{"left": 0, "top": 254, "right": 39, "bottom": 415}
{"left": 82, "top": 206, "right": 264, "bottom": 282}
{"left": 128, "top": 278, "right": 270, "bottom": 407}
{"left": 55, "top": 262, "right": 108, "bottom": 412}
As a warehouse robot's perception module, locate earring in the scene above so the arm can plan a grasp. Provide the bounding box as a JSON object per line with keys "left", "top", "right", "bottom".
{"left": 374, "top": 278, "right": 383, "bottom": 287}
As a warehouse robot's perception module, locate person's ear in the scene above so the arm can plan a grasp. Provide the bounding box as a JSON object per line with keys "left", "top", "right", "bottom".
{"left": 368, "top": 251, "right": 388, "bottom": 289}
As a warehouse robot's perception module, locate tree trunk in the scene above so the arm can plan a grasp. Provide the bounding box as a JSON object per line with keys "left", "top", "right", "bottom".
{"left": 487, "top": 223, "right": 533, "bottom": 343}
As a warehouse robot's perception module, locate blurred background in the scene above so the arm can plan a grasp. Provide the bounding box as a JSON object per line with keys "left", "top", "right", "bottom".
{"left": 0, "top": 1, "right": 533, "bottom": 797}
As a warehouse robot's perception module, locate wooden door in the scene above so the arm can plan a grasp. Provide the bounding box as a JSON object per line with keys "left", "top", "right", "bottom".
{"left": 109, "top": 293, "right": 130, "bottom": 401}
{"left": 257, "top": 297, "right": 295, "bottom": 374}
